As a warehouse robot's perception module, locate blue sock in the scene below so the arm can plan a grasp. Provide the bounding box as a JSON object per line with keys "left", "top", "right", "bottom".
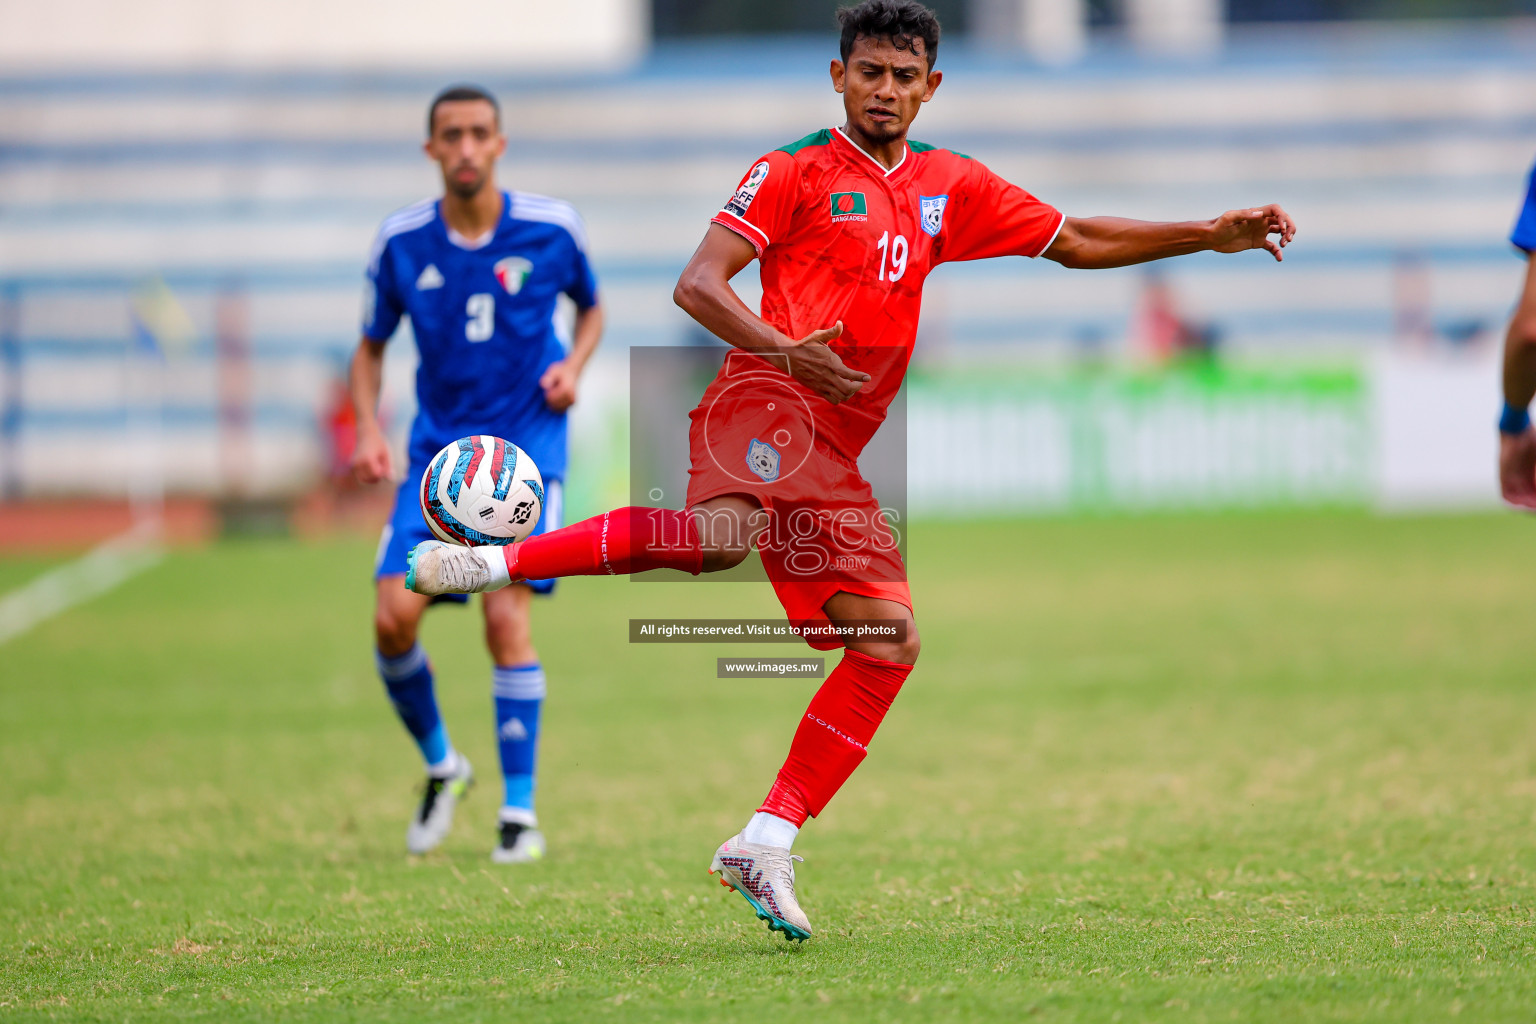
{"left": 492, "top": 662, "right": 545, "bottom": 822}
{"left": 376, "top": 644, "right": 452, "bottom": 770}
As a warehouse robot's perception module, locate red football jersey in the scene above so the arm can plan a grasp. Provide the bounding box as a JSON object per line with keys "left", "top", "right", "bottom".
{"left": 705, "top": 126, "right": 1063, "bottom": 459}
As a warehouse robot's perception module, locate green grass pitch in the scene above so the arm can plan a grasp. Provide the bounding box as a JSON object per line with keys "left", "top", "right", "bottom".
{"left": 3, "top": 513, "right": 1536, "bottom": 1022}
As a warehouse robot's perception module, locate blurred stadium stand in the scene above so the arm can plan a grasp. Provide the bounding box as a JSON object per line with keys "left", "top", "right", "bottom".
{"left": 1, "top": 12, "right": 1534, "bottom": 524}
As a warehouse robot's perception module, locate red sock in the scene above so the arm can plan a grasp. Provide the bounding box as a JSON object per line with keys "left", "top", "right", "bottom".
{"left": 507, "top": 507, "right": 703, "bottom": 579}
{"left": 757, "top": 649, "right": 912, "bottom": 826}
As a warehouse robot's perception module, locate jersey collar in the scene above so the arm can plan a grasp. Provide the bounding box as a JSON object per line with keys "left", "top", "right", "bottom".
{"left": 833, "top": 127, "right": 909, "bottom": 178}
{"left": 437, "top": 190, "right": 511, "bottom": 251}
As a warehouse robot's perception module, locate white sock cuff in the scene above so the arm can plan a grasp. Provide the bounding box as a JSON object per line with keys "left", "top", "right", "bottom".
{"left": 498, "top": 805, "right": 538, "bottom": 827}
{"left": 426, "top": 748, "right": 460, "bottom": 778}
{"left": 493, "top": 664, "right": 546, "bottom": 700}
{"left": 478, "top": 546, "right": 512, "bottom": 588}
{"left": 743, "top": 811, "right": 799, "bottom": 850}
{"left": 376, "top": 644, "right": 428, "bottom": 682}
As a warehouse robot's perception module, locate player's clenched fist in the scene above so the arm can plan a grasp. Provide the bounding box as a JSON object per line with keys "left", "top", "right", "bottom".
{"left": 1210, "top": 204, "right": 1298, "bottom": 261}
{"left": 540, "top": 359, "right": 580, "bottom": 412}
{"left": 352, "top": 428, "right": 395, "bottom": 485}
{"left": 784, "top": 321, "right": 871, "bottom": 405}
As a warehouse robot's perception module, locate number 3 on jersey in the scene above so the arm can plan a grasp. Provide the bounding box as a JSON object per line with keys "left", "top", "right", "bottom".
{"left": 876, "top": 232, "right": 907, "bottom": 283}
{"left": 466, "top": 292, "right": 494, "bottom": 342}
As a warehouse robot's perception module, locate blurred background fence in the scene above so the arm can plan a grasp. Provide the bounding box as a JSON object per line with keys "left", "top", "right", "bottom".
{"left": 1, "top": 0, "right": 1534, "bottom": 546}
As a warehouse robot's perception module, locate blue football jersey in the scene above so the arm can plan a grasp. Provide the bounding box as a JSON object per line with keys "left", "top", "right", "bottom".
{"left": 362, "top": 190, "right": 598, "bottom": 479}
{"left": 1513, "top": 156, "right": 1536, "bottom": 254}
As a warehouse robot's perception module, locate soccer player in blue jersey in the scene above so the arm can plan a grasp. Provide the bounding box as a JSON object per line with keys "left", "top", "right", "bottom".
{"left": 349, "top": 85, "right": 604, "bottom": 862}
{"left": 1498, "top": 155, "right": 1536, "bottom": 507}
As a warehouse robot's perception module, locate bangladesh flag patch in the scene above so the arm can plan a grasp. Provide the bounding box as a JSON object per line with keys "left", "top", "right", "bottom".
{"left": 829, "top": 191, "right": 868, "bottom": 222}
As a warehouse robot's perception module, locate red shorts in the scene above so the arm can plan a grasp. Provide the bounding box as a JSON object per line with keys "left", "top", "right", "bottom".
{"left": 684, "top": 372, "right": 911, "bottom": 651}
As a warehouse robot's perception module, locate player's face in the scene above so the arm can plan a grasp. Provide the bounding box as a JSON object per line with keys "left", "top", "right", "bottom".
{"left": 424, "top": 100, "right": 506, "bottom": 199}
{"left": 831, "top": 35, "right": 941, "bottom": 145}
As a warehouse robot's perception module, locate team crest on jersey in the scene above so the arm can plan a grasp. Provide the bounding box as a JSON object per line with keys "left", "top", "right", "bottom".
{"left": 494, "top": 256, "right": 533, "bottom": 295}
{"left": 724, "top": 160, "right": 771, "bottom": 218}
{"left": 829, "top": 191, "right": 868, "bottom": 223}
{"left": 746, "top": 438, "right": 780, "bottom": 482}
{"left": 919, "top": 194, "right": 948, "bottom": 237}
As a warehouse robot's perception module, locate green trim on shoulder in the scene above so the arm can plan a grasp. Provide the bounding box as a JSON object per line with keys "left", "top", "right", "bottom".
{"left": 909, "top": 140, "right": 972, "bottom": 159}
{"left": 776, "top": 129, "right": 833, "bottom": 156}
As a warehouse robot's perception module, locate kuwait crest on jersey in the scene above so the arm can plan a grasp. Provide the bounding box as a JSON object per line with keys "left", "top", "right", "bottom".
{"left": 919, "top": 194, "right": 948, "bottom": 237}
{"left": 494, "top": 256, "right": 533, "bottom": 295}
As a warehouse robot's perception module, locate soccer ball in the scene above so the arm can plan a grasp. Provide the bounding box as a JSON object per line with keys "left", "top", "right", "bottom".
{"left": 420, "top": 435, "right": 543, "bottom": 546}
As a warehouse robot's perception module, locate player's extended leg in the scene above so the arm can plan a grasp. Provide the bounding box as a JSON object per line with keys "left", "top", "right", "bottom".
{"left": 481, "top": 584, "right": 549, "bottom": 864}
{"left": 375, "top": 577, "right": 474, "bottom": 854}
{"left": 711, "top": 592, "right": 919, "bottom": 942}
{"left": 404, "top": 496, "right": 766, "bottom": 594}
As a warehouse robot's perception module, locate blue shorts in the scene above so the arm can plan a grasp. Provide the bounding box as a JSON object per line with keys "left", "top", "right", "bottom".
{"left": 375, "top": 472, "right": 564, "bottom": 596}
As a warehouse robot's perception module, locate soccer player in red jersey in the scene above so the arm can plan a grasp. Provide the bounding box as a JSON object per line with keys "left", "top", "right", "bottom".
{"left": 407, "top": 0, "right": 1296, "bottom": 941}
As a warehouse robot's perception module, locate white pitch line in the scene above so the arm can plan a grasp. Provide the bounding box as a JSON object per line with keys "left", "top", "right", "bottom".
{"left": 0, "top": 524, "right": 164, "bottom": 647}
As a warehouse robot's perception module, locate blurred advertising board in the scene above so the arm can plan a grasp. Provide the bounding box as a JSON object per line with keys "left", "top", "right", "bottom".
{"left": 906, "top": 364, "right": 1372, "bottom": 515}
{"left": 905, "top": 351, "right": 1501, "bottom": 515}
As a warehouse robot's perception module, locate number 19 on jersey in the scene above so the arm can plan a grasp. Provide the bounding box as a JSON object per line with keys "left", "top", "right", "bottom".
{"left": 876, "top": 232, "right": 907, "bottom": 283}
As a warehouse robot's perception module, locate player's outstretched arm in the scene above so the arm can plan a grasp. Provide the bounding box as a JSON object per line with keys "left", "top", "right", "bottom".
{"left": 674, "top": 224, "right": 870, "bottom": 404}
{"left": 540, "top": 303, "right": 604, "bottom": 412}
{"left": 1498, "top": 257, "right": 1536, "bottom": 509}
{"left": 348, "top": 336, "right": 395, "bottom": 484}
{"left": 1044, "top": 205, "right": 1297, "bottom": 270}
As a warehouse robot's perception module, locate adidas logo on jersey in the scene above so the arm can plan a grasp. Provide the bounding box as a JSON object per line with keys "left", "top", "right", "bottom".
{"left": 499, "top": 717, "right": 528, "bottom": 741}
{"left": 416, "top": 264, "right": 444, "bottom": 290}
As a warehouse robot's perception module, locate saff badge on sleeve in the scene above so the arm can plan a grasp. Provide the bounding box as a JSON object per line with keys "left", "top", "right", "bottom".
{"left": 725, "top": 160, "right": 771, "bottom": 218}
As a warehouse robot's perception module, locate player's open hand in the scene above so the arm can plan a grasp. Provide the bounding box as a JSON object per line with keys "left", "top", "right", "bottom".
{"left": 541, "top": 360, "right": 579, "bottom": 412}
{"left": 1211, "top": 204, "right": 1297, "bottom": 261}
{"left": 352, "top": 427, "right": 395, "bottom": 485}
{"left": 1499, "top": 429, "right": 1536, "bottom": 509}
{"left": 785, "top": 321, "right": 870, "bottom": 405}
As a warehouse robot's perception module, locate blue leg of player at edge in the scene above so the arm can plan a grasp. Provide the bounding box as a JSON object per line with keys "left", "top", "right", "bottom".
{"left": 376, "top": 645, "right": 455, "bottom": 770}
{"left": 378, "top": 642, "right": 475, "bottom": 855}
{"left": 491, "top": 663, "right": 547, "bottom": 862}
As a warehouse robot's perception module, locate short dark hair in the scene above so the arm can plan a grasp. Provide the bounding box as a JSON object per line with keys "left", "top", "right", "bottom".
{"left": 427, "top": 84, "right": 500, "bottom": 136}
{"left": 837, "top": 0, "right": 941, "bottom": 70}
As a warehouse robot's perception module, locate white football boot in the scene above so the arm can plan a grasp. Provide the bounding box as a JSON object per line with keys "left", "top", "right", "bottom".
{"left": 405, "top": 541, "right": 508, "bottom": 596}
{"left": 491, "top": 811, "right": 546, "bottom": 864}
{"left": 709, "top": 833, "right": 812, "bottom": 942}
{"left": 405, "top": 753, "right": 473, "bottom": 855}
